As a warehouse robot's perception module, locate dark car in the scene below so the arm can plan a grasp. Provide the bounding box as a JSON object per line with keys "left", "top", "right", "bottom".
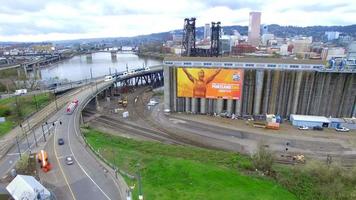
{"left": 58, "top": 138, "right": 64, "bottom": 145}
{"left": 313, "top": 126, "right": 323, "bottom": 131}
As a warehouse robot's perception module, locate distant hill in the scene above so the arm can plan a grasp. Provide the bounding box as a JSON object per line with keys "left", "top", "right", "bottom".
{"left": 96, "top": 24, "right": 356, "bottom": 44}
{"left": 0, "top": 24, "right": 355, "bottom": 45}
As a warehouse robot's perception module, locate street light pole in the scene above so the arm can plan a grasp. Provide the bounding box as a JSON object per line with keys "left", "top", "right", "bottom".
{"left": 33, "top": 94, "right": 39, "bottom": 112}
{"left": 137, "top": 163, "right": 143, "bottom": 200}
{"left": 41, "top": 124, "right": 46, "bottom": 142}
{"left": 53, "top": 91, "right": 58, "bottom": 111}
{"left": 32, "top": 128, "right": 38, "bottom": 147}
{"left": 15, "top": 136, "right": 21, "bottom": 158}
{"left": 20, "top": 124, "right": 31, "bottom": 152}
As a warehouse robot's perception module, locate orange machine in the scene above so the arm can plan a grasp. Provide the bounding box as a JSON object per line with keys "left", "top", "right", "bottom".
{"left": 37, "top": 150, "right": 52, "bottom": 172}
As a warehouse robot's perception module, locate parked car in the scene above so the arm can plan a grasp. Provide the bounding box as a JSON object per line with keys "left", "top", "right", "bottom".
{"left": 58, "top": 138, "right": 64, "bottom": 145}
{"left": 313, "top": 126, "right": 323, "bottom": 131}
{"left": 298, "top": 126, "right": 309, "bottom": 130}
{"left": 65, "top": 156, "right": 74, "bottom": 165}
{"left": 335, "top": 127, "right": 350, "bottom": 132}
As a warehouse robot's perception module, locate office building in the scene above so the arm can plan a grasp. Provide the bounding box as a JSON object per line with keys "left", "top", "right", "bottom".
{"left": 248, "top": 12, "right": 261, "bottom": 47}
{"left": 203, "top": 23, "right": 210, "bottom": 40}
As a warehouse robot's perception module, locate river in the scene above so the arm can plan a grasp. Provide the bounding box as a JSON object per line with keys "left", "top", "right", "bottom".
{"left": 39, "top": 52, "right": 162, "bottom": 82}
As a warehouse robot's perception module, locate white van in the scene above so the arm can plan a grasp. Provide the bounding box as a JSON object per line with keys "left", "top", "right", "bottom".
{"left": 14, "top": 89, "right": 27, "bottom": 96}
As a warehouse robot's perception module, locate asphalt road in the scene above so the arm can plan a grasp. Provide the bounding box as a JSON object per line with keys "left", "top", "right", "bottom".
{"left": 1, "top": 80, "right": 126, "bottom": 200}
{"left": 45, "top": 80, "right": 125, "bottom": 200}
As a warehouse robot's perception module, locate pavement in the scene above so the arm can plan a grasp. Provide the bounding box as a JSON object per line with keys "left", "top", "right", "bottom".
{"left": 0, "top": 79, "right": 127, "bottom": 200}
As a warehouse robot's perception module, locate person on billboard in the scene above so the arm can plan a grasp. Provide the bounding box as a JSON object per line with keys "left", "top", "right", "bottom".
{"left": 182, "top": 68, "right": 222, "bottom": 98}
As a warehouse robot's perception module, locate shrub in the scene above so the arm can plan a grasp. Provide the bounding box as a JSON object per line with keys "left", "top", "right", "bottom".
{"left": 252, "top": 143, "right": 274, "bottom": 174}
{"left": 277, "top": 161, "right": 356, "bottom": 200}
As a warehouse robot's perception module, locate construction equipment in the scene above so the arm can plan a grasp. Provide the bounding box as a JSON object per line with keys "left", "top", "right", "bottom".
{"left": 36, "top": 150, "right": 51, "bottom": 172}
{"left": 122, "top": 97, "right": 128, "bottom": 107}
{"left": 118, "top": 97, "right": 128, "bottom": 108}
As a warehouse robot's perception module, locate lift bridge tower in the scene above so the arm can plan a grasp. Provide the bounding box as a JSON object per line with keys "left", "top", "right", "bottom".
{"left": 182, "top": 18, "right": 196, "bottom": 57}
{"left": 210, "top": 22, "right": 221, "bottom": 57}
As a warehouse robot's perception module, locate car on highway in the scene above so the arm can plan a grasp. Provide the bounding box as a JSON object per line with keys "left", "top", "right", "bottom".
{"left": 58, "top": 138, "right": 64, "bottom": 145}
{"left": 335, "top": 127, "right": 350, "bottom": 132}
{"left": 298, "top": 126, "right": 309, "bottom": 130}
{"left": 65, "top": 156, "right": 74, "bottom": 165}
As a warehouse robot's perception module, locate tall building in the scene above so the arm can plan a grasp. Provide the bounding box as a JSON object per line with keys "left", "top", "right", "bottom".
{"left": 248, "top": 12, "right": 261, "bottom": 47}
{"left": 325, "top": 31, "right": 340, "bottom": 41}
{"left": 204, "top": 23, "right": 210, "bottom": 39}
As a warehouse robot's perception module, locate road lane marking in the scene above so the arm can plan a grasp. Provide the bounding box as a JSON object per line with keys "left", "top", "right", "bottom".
{"left": 53, "top": 125, "right": 77, "bottom": 200}
{"left": 69, "top": 106, "right": 112, "bottom": 200}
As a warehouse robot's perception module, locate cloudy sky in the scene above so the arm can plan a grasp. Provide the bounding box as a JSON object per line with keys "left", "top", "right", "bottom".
{"left": 0, "top": 0, "right": 355, "bottom": 42}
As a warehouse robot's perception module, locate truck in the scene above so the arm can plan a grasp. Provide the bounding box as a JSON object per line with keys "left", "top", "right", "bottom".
{"left": 122, "top": 97, "right": 128, "bottom": 107}
{"left": 66, "top": 99, "right": 79, "bottom": 114}
{"left": 118, "top": 97, "right": 128, "bottom": 107}
{"left": 14, "top": 89, "right": 27, "bottom": 96}
{"left": 37, "top": 150, "right": 51, "bottom": 172}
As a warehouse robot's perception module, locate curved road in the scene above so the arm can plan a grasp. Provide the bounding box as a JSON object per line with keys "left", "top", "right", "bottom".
{"left": 42, "top": 80, "right": 127, "bottom": 200}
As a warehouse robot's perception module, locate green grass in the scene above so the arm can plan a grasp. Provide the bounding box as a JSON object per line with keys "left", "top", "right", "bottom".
{"left": 83, "top": 127, "right": 297, "bottom": 200}
{"left": 0, "top": 93, "right": 53, "bottom": 137}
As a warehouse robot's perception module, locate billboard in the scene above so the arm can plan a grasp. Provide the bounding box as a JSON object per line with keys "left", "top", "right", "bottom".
{"left": 177, "top": 68, "right": 244, "bottom": 99}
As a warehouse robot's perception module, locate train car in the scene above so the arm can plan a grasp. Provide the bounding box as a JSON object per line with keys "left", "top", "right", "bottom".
{"left": 104, "top": 75, "right": 113, "bottom": 82}
{"left": 37, "top": 150, "right": 51, "bottom": 172}
{"left": 66, "top": 99, "right": 79, "bottom": 115}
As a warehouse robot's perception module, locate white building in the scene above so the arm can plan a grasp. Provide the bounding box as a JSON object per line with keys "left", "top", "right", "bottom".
{"left": 279, "top": 44, "right": 289, "bottom": 56}
{"left": 347, "top": 41, "right": 356, "bottom": 59}
{"left": 6, "top": 175, "right": 52, "bottom": 200}
{"left": 203, "top": 23, "right": 210, "bottom": 40}
{"left": 321, "top": 47, "right": 346, "bottom": 60}
{"left": 292, "top": 37, "right": 312, "bottom": 54}
{"left": 325, "top": 31, "right": 340, "bottom": 41}
{"left": 261, "top": 34, "right": 275, "bottom": 46}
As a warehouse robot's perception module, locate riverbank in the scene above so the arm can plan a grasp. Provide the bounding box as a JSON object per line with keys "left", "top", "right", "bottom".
{"left": 136, "top": 52, "right": 168, "bottom": 60}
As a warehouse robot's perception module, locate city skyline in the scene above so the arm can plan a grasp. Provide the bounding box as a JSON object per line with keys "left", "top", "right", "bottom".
{"left": 0, "top": 0, "right": 355, "bottom": 42}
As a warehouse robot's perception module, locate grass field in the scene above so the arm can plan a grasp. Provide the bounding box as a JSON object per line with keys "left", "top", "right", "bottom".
{"left": 83, "top": 127, "right": 297, "bottom": 200}
{"left": 0, "top": 93, "right": 53, "bottom": 137}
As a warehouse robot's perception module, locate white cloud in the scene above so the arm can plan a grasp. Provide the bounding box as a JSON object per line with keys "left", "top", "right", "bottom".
{"left": 0, "top": 0, "right": 355, "bottom": 42}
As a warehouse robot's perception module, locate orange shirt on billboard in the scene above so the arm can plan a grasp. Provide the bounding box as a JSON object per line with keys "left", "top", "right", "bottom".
{"left": 177, "top": 68, "right": 244, "bottom": 100}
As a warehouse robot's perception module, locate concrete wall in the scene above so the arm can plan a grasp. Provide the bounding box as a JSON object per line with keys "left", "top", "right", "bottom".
{"left": 165, "top": 67, "right": 356, "bottom": 118}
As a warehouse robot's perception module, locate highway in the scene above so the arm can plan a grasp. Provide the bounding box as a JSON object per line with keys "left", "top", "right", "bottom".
{"left": 43, "top": 80, "right": 126, "bottom": 200}
{"left": 0, "top": 79, "right": 127, "bottom": 199}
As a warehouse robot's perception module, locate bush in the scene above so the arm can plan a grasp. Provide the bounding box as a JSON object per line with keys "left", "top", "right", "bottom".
{"left": 277, "top": 161, "right": 356, "bottom": 200}
{"left": 252, "top": 143, "right": 274, "bottom": 174}
{"left": 16, "top": 153, "right": 30, "bottom": 173}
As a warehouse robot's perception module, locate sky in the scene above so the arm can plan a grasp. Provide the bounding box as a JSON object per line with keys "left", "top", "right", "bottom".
{"left": 0, "top": 0, "right": 355, "bottom": 42}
